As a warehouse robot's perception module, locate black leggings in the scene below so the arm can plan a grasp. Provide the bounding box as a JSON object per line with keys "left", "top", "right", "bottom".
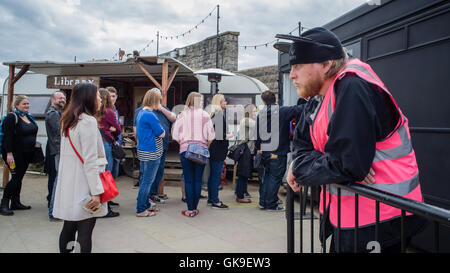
{"left": 59, "top": 218, "right": 97, "bottom": 253}
{"left": 2, "top": 151, "right": 34, "bottom": 199}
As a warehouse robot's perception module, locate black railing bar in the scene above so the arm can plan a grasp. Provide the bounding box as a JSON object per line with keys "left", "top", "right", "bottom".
{"left": 401, "top": 210, "right": 406, "bottom": 253}
{"left": 322, "top": 185, "right": 327, "bottom": 253}
{"left": 434, "top": 221, "right": 440, "bottom": 253}
{"left": 375, "top": 201, "right": 380, "bottom": 243}
{"left": 334, "top": 183, "right": 450, "bottom": 226}
{"left": 286, "top": 187, "right": 295, "bottom": 253}
{"left": 354, "top": 193, "right": 359, "bottom": 253}
{"left": 409, "top": 127, "right": 450, "bottom": 134}
{"left": 311, "top": 186, "right": 314, "bottom": 253}
{"left": 299, "top": 187, "right": 303, "bottom": 253}
{"left": 337, "top": 187, "right": 341, "bottom": 253}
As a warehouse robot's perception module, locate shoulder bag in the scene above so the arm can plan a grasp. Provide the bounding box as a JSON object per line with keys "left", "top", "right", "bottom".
{"left": 99, "top": 129, "right": 126, "bottom": 160}
{"left": 184, "top": 110, "right": 210, "bottom": 165}
{"left": 68, "top": 129, "right": 119, "bottom": 203}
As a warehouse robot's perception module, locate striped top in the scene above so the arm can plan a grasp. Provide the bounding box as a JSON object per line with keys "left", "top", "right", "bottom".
{"left": 137, "top": 137, "right": 163, "bottom": 161}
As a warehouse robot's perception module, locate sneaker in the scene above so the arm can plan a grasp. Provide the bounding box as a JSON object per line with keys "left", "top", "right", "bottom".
{"left": 236, "top": 197, "right": 251, "bottom": 203}
{"left": 211, "top": 202, "right": 229, "bottom": 210}
{"left": 102, "top": 210, "right": 120, "bottom": 218}
{"left": 158, "top": 194, "right": 169, "bottom": 200}
{"left": 244, "top": 193, "right": 252, "bottom": 198}
{"left": 151, "top": 196, "right": 165, "bottom": 204}
{"left": 277, "top": 199, "right": 283, "bottom": 205}
{"left": 258, "top": 204, "right": 265, "bottom": 210}
{"left": 266, "top": 206, "right": 285, "bottom": 212}
{"left": 109, "top": 201, "right": 120, "bottom": 206}
{"left": 207, "top": 200, "right": 213, "bottom": 206}
{"left": 133, "top": 183, "right": 139, "bottom": 189}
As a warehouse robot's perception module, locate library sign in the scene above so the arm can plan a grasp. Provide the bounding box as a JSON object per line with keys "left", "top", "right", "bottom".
{"left": 47, "top": 76, "right": 100, "bottom": 89}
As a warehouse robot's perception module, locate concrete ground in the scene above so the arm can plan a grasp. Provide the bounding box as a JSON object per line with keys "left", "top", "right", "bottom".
{"left": 0, "top": 172, "right": 321, "bottom": 253}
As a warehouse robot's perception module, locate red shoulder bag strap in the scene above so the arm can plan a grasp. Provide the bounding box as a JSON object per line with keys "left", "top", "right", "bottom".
{"left": 67, "top": 129, "right": 84, "bottom": 164}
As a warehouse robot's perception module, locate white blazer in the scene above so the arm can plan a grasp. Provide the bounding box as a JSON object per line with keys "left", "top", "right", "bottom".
{"left": 53, "top": 113, "right": 109, "bottom": 221}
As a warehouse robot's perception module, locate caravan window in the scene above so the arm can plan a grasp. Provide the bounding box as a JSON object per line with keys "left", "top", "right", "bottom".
{"left": 26, "top": 95, "right": 51, "bottom": 118}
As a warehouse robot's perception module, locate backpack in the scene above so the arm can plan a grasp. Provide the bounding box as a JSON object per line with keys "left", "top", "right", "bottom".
{"left": 0, "top": 112, "right": 19, "bottom": 152}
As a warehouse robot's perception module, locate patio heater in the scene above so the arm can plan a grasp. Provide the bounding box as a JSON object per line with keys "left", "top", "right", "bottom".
{"left": 194, "top": 68, "right": 235, "bottom": 95}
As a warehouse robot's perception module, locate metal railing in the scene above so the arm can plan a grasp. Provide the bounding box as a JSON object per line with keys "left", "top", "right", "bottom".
{"left": 286, "top": 183, "right": 450, "bottom": 253}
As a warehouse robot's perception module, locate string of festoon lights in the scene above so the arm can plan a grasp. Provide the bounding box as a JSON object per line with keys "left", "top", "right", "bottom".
{"left": 238, "top": 26, "right": 309, "bottom": 50}
{"left": 111, "top": 6, "right": 217, "bottom": 60}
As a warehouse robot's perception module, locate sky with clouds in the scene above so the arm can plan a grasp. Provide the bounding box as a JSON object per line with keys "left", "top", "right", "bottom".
{"left": 0, "top": 0, "right": 370, "bottom": 86}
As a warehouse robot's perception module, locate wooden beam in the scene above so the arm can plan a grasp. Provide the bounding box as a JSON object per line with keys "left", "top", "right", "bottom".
{"left": 3, "top": 65, "right": 15, "bottom": 188}
{"left": 165, "top": 65, "right": 179, "bottom": 94}
{"left": 11, "top": 65, "right": 30, "bottom": 85}
{"left": 161, "top": 60, "right": 169, "bottom": 106}
{"left": 135, "top": 61, "right": 162, "bottom": 91}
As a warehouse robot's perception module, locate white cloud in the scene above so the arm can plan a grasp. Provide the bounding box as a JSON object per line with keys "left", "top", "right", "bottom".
{"left": 0, "top": 0, "right": 368, "bottom": 86}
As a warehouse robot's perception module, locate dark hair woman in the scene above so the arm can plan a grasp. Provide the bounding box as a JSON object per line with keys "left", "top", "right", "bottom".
{"left": 0, "top": 95, "right": 38, "bottom": 216}
{"left": 96, "top": 88, "right": 121, "bottom": 218}
{"left": 53, "top": 83, "right": 108, "bottom": 253}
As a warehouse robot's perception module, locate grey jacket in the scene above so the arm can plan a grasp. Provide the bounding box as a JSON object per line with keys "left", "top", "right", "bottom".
{"left": 45, "top": 106, "right": 62, "bottom": 156}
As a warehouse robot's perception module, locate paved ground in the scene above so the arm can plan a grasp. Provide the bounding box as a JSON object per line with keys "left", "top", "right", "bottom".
{"left": 0, "top": 172, "right": 322, "bottom": 253}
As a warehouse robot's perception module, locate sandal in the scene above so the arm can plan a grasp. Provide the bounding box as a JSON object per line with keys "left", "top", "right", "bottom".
{"left": 181, "top": 210, "right": 197, "bottom": 217}
{"left": 147, "top": 206, "right": 160, "bottom": 212}
{"left": 136, "top": 210, "right": 157, "bottom": 217}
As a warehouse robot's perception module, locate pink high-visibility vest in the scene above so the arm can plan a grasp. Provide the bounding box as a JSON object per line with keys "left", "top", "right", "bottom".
{"left": 310, "top": 58, "right": 423, "bottom": 229}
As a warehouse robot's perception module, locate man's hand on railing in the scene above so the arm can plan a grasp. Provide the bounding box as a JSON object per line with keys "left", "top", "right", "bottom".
{"left": 287, "top": 163, "right": 302, "bottom": 192}
{"left": 359, "top": 168, "right": 376, "bottom": 185}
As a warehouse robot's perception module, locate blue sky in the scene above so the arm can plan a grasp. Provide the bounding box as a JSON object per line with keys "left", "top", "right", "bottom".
{"left": 0, "top": 0, "right": 369, "bottom": 86}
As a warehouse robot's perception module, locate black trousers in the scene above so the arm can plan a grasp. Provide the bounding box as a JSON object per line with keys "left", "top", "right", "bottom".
{"left": 2, "top": 150, "right": 34, "bottom": 199}
{"left": 59, "top": 218, "right": 97, "bottom": 253}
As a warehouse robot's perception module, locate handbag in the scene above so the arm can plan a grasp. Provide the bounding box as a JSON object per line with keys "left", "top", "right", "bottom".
{"left": 183, "top": 110, "right": 210, "bottom": 165}
{"left": 99, "top": 130, "right": 126, "bottom": 160}
{"left": 31, "top": 141, "right": 45, "bottom": 164}
{"left": 67, "top": 129, "right": 119, "bottom": 203}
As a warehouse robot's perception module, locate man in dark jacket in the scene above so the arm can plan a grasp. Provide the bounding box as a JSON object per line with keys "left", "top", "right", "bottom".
{"left": 256, "top": 90, "right": 305, "bottom": 211}
{"left": 45, "top": 91, "right": 66, "bottom": 221}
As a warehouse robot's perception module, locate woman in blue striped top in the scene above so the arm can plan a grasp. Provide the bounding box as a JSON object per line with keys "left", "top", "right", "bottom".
{"left": 135, "top": 89, "right": 165, "bottom": 217}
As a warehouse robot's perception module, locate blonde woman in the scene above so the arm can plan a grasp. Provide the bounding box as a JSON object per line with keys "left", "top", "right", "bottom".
{"left": 172, "top": 92, "right": 215, "bottom": 217}
{"left": 135, "top": 89, "right": 165, "bottom": 217}
{"left": 207, "top": 94, "right": 231, "bottom": 209}
{"left": 1, "top": 95, "right": 38, "bottom": 216}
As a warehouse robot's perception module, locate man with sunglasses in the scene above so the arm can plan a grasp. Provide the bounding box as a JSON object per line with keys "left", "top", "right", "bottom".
{"left": 278, "top": 27, "right": 426, "bottom": 253}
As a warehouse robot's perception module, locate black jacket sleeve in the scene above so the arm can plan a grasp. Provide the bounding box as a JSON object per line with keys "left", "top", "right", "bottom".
{"left": 291, "top": 76, "right": 380, "bottom": 186}
{"left": 3, "top": 113, "right": 17, "bottom": 153}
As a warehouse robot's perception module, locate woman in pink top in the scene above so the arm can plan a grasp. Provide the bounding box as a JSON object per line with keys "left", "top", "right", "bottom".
{"left": 172, "top": 92, "right": 215, "bottom": 217}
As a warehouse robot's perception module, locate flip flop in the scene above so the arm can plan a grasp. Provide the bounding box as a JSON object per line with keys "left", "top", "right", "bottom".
{"left": 147, "top": 206, "right": 160, "bottom": 212}
{"left": 136, "top": 210, "right": 157, "bottom": 217}
{"left": 181, "top": 210, "right": 196, "bottom": 217}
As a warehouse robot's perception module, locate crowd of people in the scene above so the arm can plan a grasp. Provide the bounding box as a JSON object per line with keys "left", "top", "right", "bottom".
{"left": 0, "top": 27, "right": 427, "bottom": 254}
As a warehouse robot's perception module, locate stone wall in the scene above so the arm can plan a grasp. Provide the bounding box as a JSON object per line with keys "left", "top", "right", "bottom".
{"left": 162, "top": 31, "right": 239, "bottom": 72}
{"left": 237, "top": 65, "right": 279, "bottom": 93}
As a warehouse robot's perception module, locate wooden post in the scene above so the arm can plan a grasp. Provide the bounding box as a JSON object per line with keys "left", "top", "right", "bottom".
{"left": 2, "top": 64, "right": 29, "bottom": 188}
{"left": 161, "top": 60, "right": 169, "bottom": 106}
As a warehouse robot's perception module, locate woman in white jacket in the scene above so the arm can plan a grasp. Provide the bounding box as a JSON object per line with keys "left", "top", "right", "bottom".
{"left": 53, "top": 83, "right": 108, "bottom": 253}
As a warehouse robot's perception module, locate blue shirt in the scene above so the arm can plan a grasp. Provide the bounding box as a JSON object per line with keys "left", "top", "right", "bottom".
{"left": 136, "top": 109, "right": 165, "bottom": 152}
{"left": 134, "top": 105, "right": 171, "bottom": 151}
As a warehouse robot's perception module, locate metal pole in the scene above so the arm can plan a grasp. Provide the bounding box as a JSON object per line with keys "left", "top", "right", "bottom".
{"left": 156, "top": 31, "right": 160, "bottom": 57}
{"left": 216, "top": 4, "right": 220, "bottom": 68}
{"left": 286, "top": 186, "right": 295, "bottom": 253}
{"left": 299, "top": 21, "right": 302, "bottom": 35}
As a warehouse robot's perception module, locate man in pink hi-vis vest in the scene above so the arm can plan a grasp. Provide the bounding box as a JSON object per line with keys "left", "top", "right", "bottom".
{"left": 275, "top": 27, "right": 426, "bottom": 253}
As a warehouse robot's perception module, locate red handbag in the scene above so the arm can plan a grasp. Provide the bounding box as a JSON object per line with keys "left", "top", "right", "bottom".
{"left": 67, "top": 129, "right": 119, "bottom": 203}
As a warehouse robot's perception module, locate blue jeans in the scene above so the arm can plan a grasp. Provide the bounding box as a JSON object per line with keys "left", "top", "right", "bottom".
{"left": 150, "top": 150, "right": 167, "bottom": 197}
{"left": 136, "top": 158, "right": 161, "bottom": 213}
{"left": 259, "top": 153, "right": 287, "bottom": 209}
{"left": 180, "top": 152, "right": 205, "bottom": 211}
{"left": 207, "top": 160, "right": 224, "bottom": 204}
{"left": 103, "top": 141, "right": 120, "bottom": 179}
{"left": 49, "top": 154, "right": 60, "bottom": 219}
